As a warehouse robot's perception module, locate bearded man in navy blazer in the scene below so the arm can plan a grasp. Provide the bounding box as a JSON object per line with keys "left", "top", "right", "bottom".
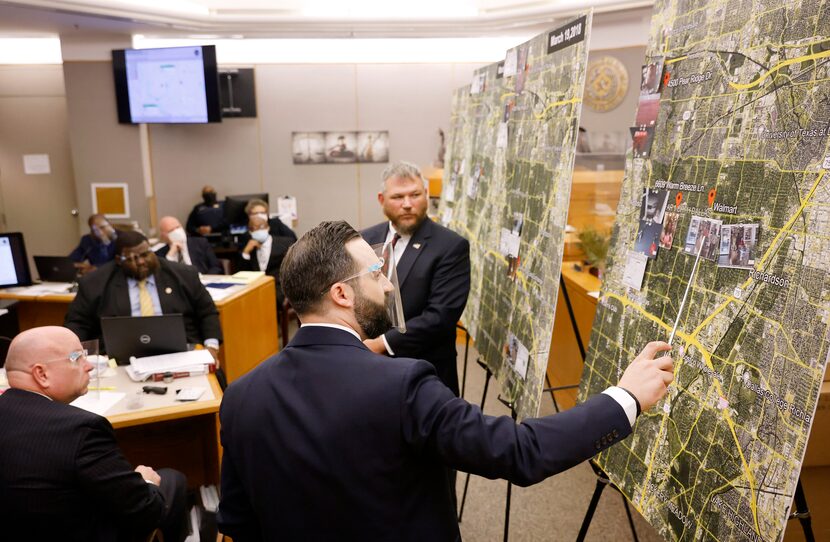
{"left": 217, "top": 220, "right": 675, "bottom": 542}
{"left": 361, "top": 161, "right": 470, "bottom": 395}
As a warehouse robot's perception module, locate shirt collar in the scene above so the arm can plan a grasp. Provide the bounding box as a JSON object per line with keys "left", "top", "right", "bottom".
{"left": 300, "top": 323, "right": 361, "bottom": 342}
{"left": 127, "top": 274, "right": 156, "bottom": 287}
{"left": 387, "top": 222, "right": 411, "bottom": 242}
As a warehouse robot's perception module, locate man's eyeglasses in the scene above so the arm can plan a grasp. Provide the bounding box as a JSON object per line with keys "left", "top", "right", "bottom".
{"left": 320, "top": 258, "right": 385, "bottom": 295}
{"left": 118, "top": 251, "right": 153, "bottom": 264}
{"left": 5, "top": 349, "right": 88, "bottom": 373}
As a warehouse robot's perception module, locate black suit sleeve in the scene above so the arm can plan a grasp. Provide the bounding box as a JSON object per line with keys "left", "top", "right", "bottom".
{"left": 217, "top": 401, "right": 263, "bottom": 542}
{"left": 203, "top": 242, "right": 223, "bottom": 275}
{"left": 185, "top": 270, "right": 223, "bottom": 342}
{"left": 75, "top": 417, "right": 165, "bottom": 530}
{"left": 400, "top": 361, "right": 631, "bottom": 487}
{"left": 64, "top": 279, "right": 99, "bottom": 342}
{"left": 384, "top": 237, "right": 470, "bottom": 355}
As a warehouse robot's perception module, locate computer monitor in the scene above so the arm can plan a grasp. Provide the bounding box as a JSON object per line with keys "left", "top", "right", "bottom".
{"left": 224, "top": 193, "right": 269, "bottom": 232}
{"left": 0, "top": 233, "right": 33, "bottom": 288}
{"left": 101, "top": 314, "right": 188, "bottom": 364}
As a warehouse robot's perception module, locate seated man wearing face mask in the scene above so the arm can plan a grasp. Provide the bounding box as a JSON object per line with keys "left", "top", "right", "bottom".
{"left": 244, "top": 198, "right": 297, "bottom": 241}
{"left": 238, "top": 214, "right": 295, "bottom": 305}
{"left": 69, "top": 214, "right": 117, "bottom": 276}
{"left": 186, "top": 185, "right": 225, "bottom": 237}
{"left": 155, "top": 216, "right": 223, "bottom": 275}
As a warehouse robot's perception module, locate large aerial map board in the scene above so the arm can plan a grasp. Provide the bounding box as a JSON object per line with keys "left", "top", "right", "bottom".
{"left": 440, "top": 13, "right": 592, "bottom": 420}
{"left": 579, "top": 1, "right": 830, "bottom": 540}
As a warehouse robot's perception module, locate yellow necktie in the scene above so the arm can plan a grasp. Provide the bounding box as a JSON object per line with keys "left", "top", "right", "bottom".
{"left": 138, "top": 279, "right": 155, "bottom": 316}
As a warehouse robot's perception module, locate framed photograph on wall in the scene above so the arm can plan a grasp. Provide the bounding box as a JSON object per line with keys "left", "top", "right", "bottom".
{"left": 324, "top": 132, "right": 358, "bottom": 163}
{"left": 357, "top": 131, "right": 390, "bottom": 163}
{"left": 292, "top": 132, "right": 326, "bottom": 164}
{"left": 91, "top": 182, "right": 130, "bottom": 218}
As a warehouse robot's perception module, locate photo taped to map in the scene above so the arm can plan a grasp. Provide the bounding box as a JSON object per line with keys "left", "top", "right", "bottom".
{"left": 659, "top": 211, "right": 679, "bottom": 249}
{"left": 683, "top": 216, "right": 721, "bottom": 262}
{"left": 621, "top": 251, "right": 648, "bottom": 291}
{"left": 641, "top": 188, "right": 669, "bottom": 224}
{"left": 467, "top": 165, "right": 483, "bottom": 199}
{"left": 634, "top": 218, "right": 662, "bottom": 259}
{"left": 630, "top": 126, "right": 655, "bottom": 158}
{"left": 515, "top": 45, "right": 529, "bottom": 93}
{"left": 635, "top": 93, "right": 660, "bottom": 127}
{"left": 640, "top": 57, "right": 665, "bottom": 95}
{"left": 718, "top": 223, "right": 758, "bottom": 269}
{"left": 505, "top": 333, "right": 529, "bottom": 380}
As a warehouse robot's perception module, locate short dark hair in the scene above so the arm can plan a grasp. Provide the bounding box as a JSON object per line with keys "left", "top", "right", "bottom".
{"left": 114, "top": 230, "right": 147, "bottom": 255}
{"left": 280, "top": 221, "right": 360, "bottom": 315}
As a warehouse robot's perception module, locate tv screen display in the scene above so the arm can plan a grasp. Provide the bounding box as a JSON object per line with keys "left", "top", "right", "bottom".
{"left": 113, "top": 45, "right": 221, "bottom": 124}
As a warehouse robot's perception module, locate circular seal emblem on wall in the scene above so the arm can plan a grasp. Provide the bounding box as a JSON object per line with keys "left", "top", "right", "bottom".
{"left": 584, "top": 56, "right": 629, "bottom": 113}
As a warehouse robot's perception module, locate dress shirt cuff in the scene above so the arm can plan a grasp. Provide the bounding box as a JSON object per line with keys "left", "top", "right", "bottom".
{"left": 381, "top": 334, "right": 395, "bottom": 356}
{"left": 240, "top": 252, "right": 251, "bottom": 260}
{"left": 165, "top": 252, "right": 178, "bottom": 262}
{"left": 204, "top": 339, "right": 220, "bottom": 350}
{"left": 602, "top": 386, "right": 637, "bottom": 428}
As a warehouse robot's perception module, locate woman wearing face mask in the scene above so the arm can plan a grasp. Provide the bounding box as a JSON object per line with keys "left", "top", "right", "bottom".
{"left": 238, "top": 215, "right": 295, "bottom": 306}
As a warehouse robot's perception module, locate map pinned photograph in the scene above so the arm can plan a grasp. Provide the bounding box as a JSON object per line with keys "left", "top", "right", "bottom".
{"left": 325, "top": 132, "right": 357, "bottom": 163}
{"left": 684, "top": 216, "right": 722, "bottom": 261}
{"left": 659, "top": 211, "right": 679, "bottom": 249}
{"left": 630, "top": 126, "right": 655, "bottom": 158}
{"left": 505, "top": 333, "right": 529, "bottom": 380}
{"left": 640, "top": 57, "right": 665, "bottom": 95}
{"left": 634, "top": 188, "right": 669, "bottom": 258}
{"left": 356, "top": 131, "right": 389, "bottom": 163}
{"left": 291, "top": 132, "right": 326, "bottom": 164}
{"left": 515, "top": 45, "right": 530, "bottom": 93}
{"left": 635, "top": 94, "right": 660, "bottom": 127}
{"left": 467, "top": 165, "right": 483, "bottom": 199}
{"left": 641, "top": 188, "right": 669, "bottom": 224}
{"left": 718, "top": 223, "right": 759, "bottom": 268}
{"left": 444, "top": 172, "right": 457, "bottom": 203}
{"left": 500, "top": 212, "right": 523, "bottom": 279}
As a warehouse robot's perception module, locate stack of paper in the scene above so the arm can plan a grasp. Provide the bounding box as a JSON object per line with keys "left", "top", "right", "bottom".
{"left": 127, "top": 350, "right": 215, "bottom": 381}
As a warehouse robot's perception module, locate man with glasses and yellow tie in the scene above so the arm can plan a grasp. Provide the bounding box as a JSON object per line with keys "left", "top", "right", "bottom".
{"left": 0, "top": 326, "right": 189, "bottom": 541}
{"left": 64, "top": 230, "right": 222, "bottom": 360}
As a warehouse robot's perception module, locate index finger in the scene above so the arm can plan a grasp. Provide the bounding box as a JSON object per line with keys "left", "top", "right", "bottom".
{"left": 639, "top": 341, "right": 672, "bottom": 359}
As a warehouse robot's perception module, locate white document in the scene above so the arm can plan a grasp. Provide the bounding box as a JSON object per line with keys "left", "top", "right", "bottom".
{"left": 496, "top": 122, "right": 509, "bottom": 148}
{"left": 503, "top": 49, "right": 518, "bottom": 77}
{"left": 470, "top": 72, "right": 486, "bottom": 94}
{"left": 23, "top": 154, "right": 50, "bottom": 175}
{"left": 175, "top": 387, "right": 206, "bottom": 401}
{"left": 71, "top": 391, "right": 125, "bottom": 416}
{"left": 130, "top": 349, "right": 215, "bottom": 375}
{"left": 622, "top": 251, "right": 648, "bottom": 291}
{"left": 277, "top": 196, "right": 298, "bottom": 221}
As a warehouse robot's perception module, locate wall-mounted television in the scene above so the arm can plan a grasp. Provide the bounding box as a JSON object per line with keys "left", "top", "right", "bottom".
{"left": 112, "top": 45, "right": 222, "bottom": 124}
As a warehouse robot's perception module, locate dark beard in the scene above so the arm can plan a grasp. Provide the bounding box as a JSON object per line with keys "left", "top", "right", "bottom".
{"left": 354, "top": 288, "right": 392, "bottom": 339}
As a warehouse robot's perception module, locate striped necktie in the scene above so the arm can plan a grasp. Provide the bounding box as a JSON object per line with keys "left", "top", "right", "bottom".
{"left": 138, "top": 279, "right": 155, "bottom": 316}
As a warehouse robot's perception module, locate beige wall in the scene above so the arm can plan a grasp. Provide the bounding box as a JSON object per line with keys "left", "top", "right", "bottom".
{"left": 0, "top": 65, "right": 80, "bottom": 264}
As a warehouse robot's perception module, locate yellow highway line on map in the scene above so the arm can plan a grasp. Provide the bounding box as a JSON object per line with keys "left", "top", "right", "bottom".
{"left": 533, "top": 97, "right": 581, "bottom": 120}
{"left": 603, "top": 292, "right": 761, "bottom": 534}
{"left": 728, "top": 49, "right": 830, "bottom": 90}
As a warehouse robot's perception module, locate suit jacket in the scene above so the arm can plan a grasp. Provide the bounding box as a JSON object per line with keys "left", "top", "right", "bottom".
{"left": 69, "top": 233, "right": 116, "bottom": 266}
{"left": 218, "top": 326, "right": 631, "bottom": 542}
{"left": 236, "top": 234, "right": 295, "bottom": 304}
{"left": 64, "top": 259, "right": 222, "bottom": 348}
{"left": 0, "top": 388, "right": 165, "bottom": 541}
{"left": 155, "top": 236, "right": 223, "bottom": 275}
{"left": 362, "top": 218, "right": 471, "bottom": 394}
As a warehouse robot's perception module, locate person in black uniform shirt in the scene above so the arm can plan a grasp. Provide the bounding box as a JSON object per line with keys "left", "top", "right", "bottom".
{"left": 361, "top": 161, "right": 470, "bottom": 395}
{"left": 69, "top": 213, "right": 117, "bottom": 276}
{"left": 0, "top": 326, "right": 188, "bottom": 542}
{"left": 217, "top": 220, "right": 675, "bottom": 541}
{"left": 186, "top": 185, "right": 225, "bottom": 236}
{"left": 64, "top": 230, "right": 222, "bottom": 360}
{"left": 156, "top": 215, "right": 223, "bottom": 274}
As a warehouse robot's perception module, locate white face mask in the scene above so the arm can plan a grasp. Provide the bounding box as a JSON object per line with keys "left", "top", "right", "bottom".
{"left": 167, "top": 227, "right": 187, "bottom": 244}
{"left": 250, "top": 229, "right": 270, "bottom": 243}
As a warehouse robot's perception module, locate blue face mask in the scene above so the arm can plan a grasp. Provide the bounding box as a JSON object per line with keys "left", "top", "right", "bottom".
{"left": 250, "top": 229, "right": 270, "bottom": 243}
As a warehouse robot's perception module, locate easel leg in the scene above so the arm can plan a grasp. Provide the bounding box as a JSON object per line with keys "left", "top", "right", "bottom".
{"left": 458, "top": 365, "right": 491, "bottom": 522}
{"left": 501, "top": 403, "right": 518, "bottom": 542}
{"left": 621, "top": 498, "right": 640, "bottom": 542}
{"left": 460, "top": 325, "right": 471, "bottom": 398}
{"left": 790, "top": 478, "right": 815, "bottom": 542}
{"left": 576, "top": 471, "right": 608, "bottom": 542}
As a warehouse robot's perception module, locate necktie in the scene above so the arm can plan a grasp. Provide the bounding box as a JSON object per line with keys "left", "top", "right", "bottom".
{"left": 138, "top": 279, "right": 155, "bottom": 316}
{"left": 391, "top": 233, "right": 401, "bottom": 249}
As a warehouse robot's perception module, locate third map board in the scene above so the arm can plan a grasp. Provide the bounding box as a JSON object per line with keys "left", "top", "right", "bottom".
{"left": 579, "top": 1, "right": 830, "bottom": 540}
{"left": 442, "top": 14, "right": 591, "bottom": 419}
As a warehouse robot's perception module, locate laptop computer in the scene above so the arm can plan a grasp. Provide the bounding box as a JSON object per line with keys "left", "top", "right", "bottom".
{"left": 34, "top": 255, "right": 78, "bottom": 283}
{"left": 101, "top": 314, "right": 188, "bottom": 364}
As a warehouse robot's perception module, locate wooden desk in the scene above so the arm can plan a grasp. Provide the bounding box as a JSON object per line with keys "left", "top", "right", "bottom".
{"left": 0, "top": 275, "right": 279, "bottom": 383}
{"left": 546, "top": 264, "right": 601, "bottom": 411}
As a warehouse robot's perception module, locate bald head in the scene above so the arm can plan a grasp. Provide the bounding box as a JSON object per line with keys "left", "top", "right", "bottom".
{"left": 158, "top": 216, "right": 184, "bottom": 244}
{"left": 5, "top": 326, "right": 91, "bottom": 403}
